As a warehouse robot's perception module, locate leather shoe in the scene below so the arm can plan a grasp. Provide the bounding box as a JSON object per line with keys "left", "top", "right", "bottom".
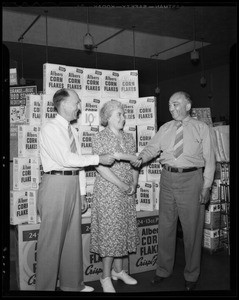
{"left": 80, "top": 285, "right": 94, "bottom": 292}
{"left": 151, "top": 275, "right": 165, "bottom": 285}
{"left": 185, "top": 281, "right": 197, "bottom": 291}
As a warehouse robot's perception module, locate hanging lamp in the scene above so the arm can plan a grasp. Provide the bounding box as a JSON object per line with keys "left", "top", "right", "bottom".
{"left": 83, "top": 7, "right": 94, "bottom": 50}
{"left": 190, "top": 7, "right": 200, "bottom": 65}
{"left": 155, "top": 58, "right": 160, "bottom": 95}
{"left": 19, "top": 38, "right": 26, "bottom": 85}
{"left": 200, "top": 38, "right": 207, "bottom": 87}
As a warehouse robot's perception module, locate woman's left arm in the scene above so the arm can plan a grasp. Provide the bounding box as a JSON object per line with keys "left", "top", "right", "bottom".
{"left": 95, "top": 165, "right": 130, "bottom": 193}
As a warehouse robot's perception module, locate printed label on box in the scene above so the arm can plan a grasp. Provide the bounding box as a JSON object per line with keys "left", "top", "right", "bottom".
{"left": 43, "top": 63, "right": 67, "bottom": 94}
{"left": 136, "top": 97, "right": 156, "bottom": 126}
{"left": 137, "top": 125, "right": 156, "bottom": 153}
{"left": 10, "top": 86, "right": 37, "bottom": 139}
{"left": 13, "top": 157, "right": 32, "bottom": 190}
{"left": 146, "top": 157, "right": 162, "bottom": 182}
{"left": 82, "top": 68, "right": 102, "bottom": 97}
{"left": 85, "top": 166, "right": 97, "bottom": 185}
{"left": 101, "top": 70, "right": 120, "bottom": 98}
{"left": 65, "top": 66, "right": 84, "bottom": 95}
{"left": 138, "top": 164, "right": 147, "bottom": 182}
{"left": 137, "top": 182, "right": 154, "bottom": 211}
{"left": 41, "top": 94, "right": 57, "bottom": 124}
{"left": 119, "top": 70, "right": 139, "bottom": 99}
{"left": 121, "top": 98, "right": 137, "bottom": 126}
{"left": 18, "top": 125, "right": 40, "bottom": 157}
{"left": 78, "top": 126, "right": 99, "bottom": 154}
{"left": 25, "top": 94, "right": 42, "bottom": 125}
{"left": 15, "top": 223, "right": 40, "bottom": 290}
{"left": 77, "top": 97, "right": 101, "bottom": 126}
{"left": 129, "top": 213, "right": 159, "bottom": 274}
{"left": 10, "top": 191, "right": 29, "bottom": 225}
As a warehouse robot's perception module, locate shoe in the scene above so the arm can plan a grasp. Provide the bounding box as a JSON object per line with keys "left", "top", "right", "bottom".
{"left": 185, "top": 281, "right": 197, "bottom": 291}
{"left": 80, "top": 285, "right": 94, "bottom": 292}
{"left": 111, "top": 269, "right": 137, "bottom": 285}
{"left": 100, "top": 276, "right": 116, "bottom": 293}
{"left": 151, "top": 275, "right": 165, "bottom": 285}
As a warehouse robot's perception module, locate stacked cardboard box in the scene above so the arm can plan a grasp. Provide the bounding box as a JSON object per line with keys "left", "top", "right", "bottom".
{"left": 11, "top": 63, "right": 162, "bottom": 289}
{"left": 129, "top": 210, "right": 159, "bottom": 274}
{"left": 203, "top": 162, "right": 230, "bottom": 253}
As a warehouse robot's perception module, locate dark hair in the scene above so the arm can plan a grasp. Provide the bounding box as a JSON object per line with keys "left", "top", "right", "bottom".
{"left": 53, "top": 88, "right": 70, "bottom": 111}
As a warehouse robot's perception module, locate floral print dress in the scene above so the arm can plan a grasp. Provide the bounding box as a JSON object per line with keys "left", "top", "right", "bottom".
{"left": 90, "top": 127, "right": 139, "bottom": 257}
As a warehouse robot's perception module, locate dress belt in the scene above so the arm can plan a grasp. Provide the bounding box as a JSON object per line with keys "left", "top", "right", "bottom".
{"left": 163, "top": 164, "right": 200, "bottom": 173}
{"left": 45, "top": 169, "right": 83, "bottom": 175}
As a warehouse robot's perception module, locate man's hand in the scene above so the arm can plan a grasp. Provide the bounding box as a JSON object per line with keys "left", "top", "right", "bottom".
{"left": 81, "top": 195, "right": 88, "bottom": 214}
{"left": 99, "top": 154, "right": 115, "bottom": 166}
{"left": 130, "top": 157, "right": 142, "bottom": 168}
{"left": 199, "top": 187, "right": 211, "bottom": 204}
{"left": 113, "top": 152, "right": 138, "bottom": 162}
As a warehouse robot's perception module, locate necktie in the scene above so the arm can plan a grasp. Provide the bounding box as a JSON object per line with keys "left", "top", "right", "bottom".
{"left": 68, "top": 124, "right": 77, "bottom": 153}
{"left": 173, "top": 121, "right": 183, "bottom": 158}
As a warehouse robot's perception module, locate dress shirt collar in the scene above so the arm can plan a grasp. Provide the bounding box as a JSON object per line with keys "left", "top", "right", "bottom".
{"left": 174, "top": 115, "right": 191, "bottom": 126}
{"left": 55, "top": 113, "right": 70, "bottom": 129}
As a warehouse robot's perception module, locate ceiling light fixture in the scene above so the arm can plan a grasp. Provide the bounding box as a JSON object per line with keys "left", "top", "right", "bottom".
{"left": 83, "top": 7, "right": 94, "bottom": 50}
{"left": 200, "top": 38, "right": 207, "bottom": 88}
{"left": 155, "top": 58, "right": 160, "bottom": 95}
{"left": 17, "top": 14, "right": 41, "bottom": 85}
{"left": 200, "top": 8, "right": 206, "bottom": 88}
{"left": 19, "top": 38, "right": 26, "bottom": 85}
{"left": 190, "top": 7, "right": 200, "bottom": 65}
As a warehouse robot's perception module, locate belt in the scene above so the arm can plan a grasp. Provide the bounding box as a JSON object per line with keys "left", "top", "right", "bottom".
{"left": 45, "top": 170, "right": 82, "bottom": 175}
{"left": 163, "top": 165, "right": 199, "bottom": 173}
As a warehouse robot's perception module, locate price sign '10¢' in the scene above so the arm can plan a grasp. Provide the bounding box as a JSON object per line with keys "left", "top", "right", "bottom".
{"left": 81, "top": 111, "right": 99, "bottom": 126}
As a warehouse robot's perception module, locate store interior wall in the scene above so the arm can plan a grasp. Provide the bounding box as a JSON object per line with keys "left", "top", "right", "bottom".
{"left": 3, "top": 8, "right": 231, "bottom": 127}
{"left": 156, "top": 64, "right": 229, "bottom": 124}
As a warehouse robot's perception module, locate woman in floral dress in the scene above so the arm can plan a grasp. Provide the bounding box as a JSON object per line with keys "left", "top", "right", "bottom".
{"left": 90, "top": 100, "right": 140, "bottom": 293}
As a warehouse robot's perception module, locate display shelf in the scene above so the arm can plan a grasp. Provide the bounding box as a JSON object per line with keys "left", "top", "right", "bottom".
{"left": 218, "top": 162, "right": 230, "bottom": 255}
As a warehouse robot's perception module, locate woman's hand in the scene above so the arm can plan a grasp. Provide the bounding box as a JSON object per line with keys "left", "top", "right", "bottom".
{"left": 125, "top": 183, "right": 137, "bottom": 195}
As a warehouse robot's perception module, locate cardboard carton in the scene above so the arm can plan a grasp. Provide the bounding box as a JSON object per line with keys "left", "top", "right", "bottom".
{"left": 129, "top": 210, "right": 159, "bottom": 274}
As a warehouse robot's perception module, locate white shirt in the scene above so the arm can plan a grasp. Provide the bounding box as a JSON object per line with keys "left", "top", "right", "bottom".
{"left": 39, "top": 114, "right": 99, "bottom": 195}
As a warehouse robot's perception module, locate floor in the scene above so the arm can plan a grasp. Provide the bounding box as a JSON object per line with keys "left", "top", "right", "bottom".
{"left": 6, "top": 238, "right": 233, "bottom": 297}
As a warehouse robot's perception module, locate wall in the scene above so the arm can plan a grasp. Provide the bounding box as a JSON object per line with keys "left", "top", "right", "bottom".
{"left": 154, "top": 64, "right": 229, "bottom": 124}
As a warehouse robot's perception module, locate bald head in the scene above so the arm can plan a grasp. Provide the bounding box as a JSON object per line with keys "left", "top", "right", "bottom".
{"left": 169, "top": 91, "right": 192, "bottom": 121}
{"left": 53, "top": 88, "right": 81, "bottom": 122}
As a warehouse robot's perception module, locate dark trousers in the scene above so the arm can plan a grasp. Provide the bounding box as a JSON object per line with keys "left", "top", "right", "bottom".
{"left": 155, "top": 168, "right": 205, "bottom": 282}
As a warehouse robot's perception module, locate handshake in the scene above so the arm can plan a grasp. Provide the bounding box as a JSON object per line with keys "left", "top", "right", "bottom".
{"left": 99, "top": 152, "right": 143, "bottom": 168}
